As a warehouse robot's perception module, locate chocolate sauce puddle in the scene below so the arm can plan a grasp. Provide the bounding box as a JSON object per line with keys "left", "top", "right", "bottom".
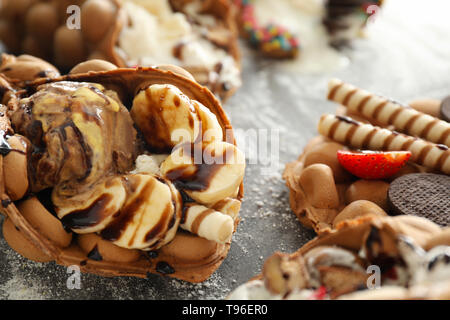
{"left": 61, "top": 194, "right": 113, "bottom": 230}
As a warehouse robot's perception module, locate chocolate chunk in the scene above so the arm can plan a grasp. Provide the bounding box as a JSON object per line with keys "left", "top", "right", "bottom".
{"left": 388, "top": 173, "right": 450, "bottom": 226}
{"left": 440, "top": 96, "right": 450, "bottom": 122}
{"left": 156, "top": 261, "right": 175, "bottom": 275}
{"left": 87, "top": 245, "right": 103, "bottom": 261}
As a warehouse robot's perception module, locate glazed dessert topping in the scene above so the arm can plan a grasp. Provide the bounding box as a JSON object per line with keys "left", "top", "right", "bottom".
{"left": 336, "top": 150, "right": 411, "bottom": 179}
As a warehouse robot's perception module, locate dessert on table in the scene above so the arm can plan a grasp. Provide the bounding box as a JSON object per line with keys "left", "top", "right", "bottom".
{"left": 284, "top": 79, "right": 449, "bottom": 233}
{"left": 0, "top": 54, "right": 245, "bottom": 283}
{"left": 228, "top": 79, "right": 449, "bottom": 300}
{"left": 0, "top": 0, "right": 241, "bottom": 101}
{"left": 228, "top": 215, "right": 450, "bottom": 299}
{"left": 233, "top": 0, "right": 382, "bottom": 62}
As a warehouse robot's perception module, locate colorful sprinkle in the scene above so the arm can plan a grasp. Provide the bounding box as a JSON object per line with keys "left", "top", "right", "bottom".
{"left": 235, "top": 0, "right": 300, "bottom": 58}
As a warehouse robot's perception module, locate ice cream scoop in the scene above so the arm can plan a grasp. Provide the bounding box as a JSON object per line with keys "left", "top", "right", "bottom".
{"left": 10, "top": 81, "right": 137, "bottom": 194}
{"left": 1, "top": 65, "right": 243, "bottom": 282}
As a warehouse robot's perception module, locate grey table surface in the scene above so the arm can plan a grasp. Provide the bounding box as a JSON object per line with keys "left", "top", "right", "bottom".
{"left": 1, "top": 0, "right": 450, "bottom": 300}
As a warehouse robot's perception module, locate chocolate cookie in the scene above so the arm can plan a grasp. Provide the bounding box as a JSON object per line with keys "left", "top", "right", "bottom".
{"left": 441, "top": 96, "right": 450, "bottom": 122}
{"left": 388, "top": 173, "right": 450, "bottom": 226}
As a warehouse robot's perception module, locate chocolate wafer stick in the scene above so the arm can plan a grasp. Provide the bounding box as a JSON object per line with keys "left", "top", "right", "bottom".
{"left": 327, "top": 79, "right": 450, "bottom": 147}
{"left": 318, "top": 114, "right": 450, "bottom": 174}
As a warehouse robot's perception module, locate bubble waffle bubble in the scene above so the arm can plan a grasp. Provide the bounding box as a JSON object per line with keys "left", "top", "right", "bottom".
{"left": 284, "top": 80, "right": 449, "bottom": 233}
{"left": 0, "top": 0, "right": 241, "bottom": 101}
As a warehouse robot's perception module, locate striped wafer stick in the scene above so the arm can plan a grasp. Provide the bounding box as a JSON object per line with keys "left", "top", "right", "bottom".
{"left": 327, "top": 79, "right": 450, "bottom": 147}
{"left": 181, "top": 203, "right": 234, "bottom": 244}
{"left": 318, "top": 114, "right": 450, "bottom": 174}
{"left": 210, "top": 198, "right": 241, "bottom": 220}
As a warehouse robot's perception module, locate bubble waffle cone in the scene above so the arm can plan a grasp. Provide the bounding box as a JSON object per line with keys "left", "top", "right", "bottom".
{"left": 284, "top": 79, "right": 450, "bottom": 233}
{"left": 0, "top": 0, "right": 241, "bottom": 102}
{"left": 0, "top": 62, "right": 244, "bottom": 283}
{"left": 228, "top": 215, "right": 450, "bottom": 300}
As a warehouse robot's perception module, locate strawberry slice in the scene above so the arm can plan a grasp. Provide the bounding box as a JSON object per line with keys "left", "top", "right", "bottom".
{"left": 336, "top": 150, "right": 412, "bottom": 180}
{"left": 310, "top": 286, "right": 328, "bottom": 300}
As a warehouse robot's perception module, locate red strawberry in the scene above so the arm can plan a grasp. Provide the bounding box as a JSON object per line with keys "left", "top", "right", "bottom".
{"left": 310, "top": 286, "right": 328, "bottom": 300}
{"left": 336, "top": 150, "right": 412, "bottom": 180}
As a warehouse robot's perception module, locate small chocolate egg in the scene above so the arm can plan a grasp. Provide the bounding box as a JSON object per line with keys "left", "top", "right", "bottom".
{"left": 2, "top": 217, "right": 53, "bottom": 262}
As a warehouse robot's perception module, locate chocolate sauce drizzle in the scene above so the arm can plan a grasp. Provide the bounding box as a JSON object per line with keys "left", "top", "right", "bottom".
{"left": 87, "top": 245, "right": 103, "bottom": 261}
{"left": 61, "top": 194, "right": 113, "bottom": 230}
{"left": 156, "top": 261, "right": 175, "bottom": 275}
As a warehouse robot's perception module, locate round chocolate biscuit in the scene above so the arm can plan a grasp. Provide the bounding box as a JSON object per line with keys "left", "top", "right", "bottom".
{"left": 441, "top": 96, "right": 450, "bottom": 122}
{"left": 388, "top": 173, "right": 450, "bottom": 226}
